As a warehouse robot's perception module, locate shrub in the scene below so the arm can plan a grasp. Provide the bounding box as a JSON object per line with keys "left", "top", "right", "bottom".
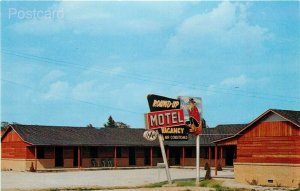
{"left": 275, "top": 182, "right": 282, "bottom": 187}
{"left": 29, "top": 162, "right": 36, "bottom": 172}
{"left": 199, "top": 180, "right": 209, "bottom": 187}
{"left": 246, "top": 179, "right": 258, "bottom": 185}
{"left": 217, "top": 163, "right": 222, "bottom": 171}
{"left": 211, "top": 182, "right": 222, "bottom": 190}
{"left": 205, "top": 164, "right": 212, "bottom": 180}
{"left": 204, "top": 162, "right": 209, "bottom": 170}
{"left": 176, "top": 180, "right": 195, "bottom": 187}
{"left": 145, "top": 181, "right": 167, "bottom": 188}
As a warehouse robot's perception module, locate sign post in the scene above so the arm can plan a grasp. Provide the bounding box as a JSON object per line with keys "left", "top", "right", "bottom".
{"left": 144, "top": 94, "right": 202, "bottom": 185}
{"left": 178, "top": 96, "right": 203, "bottom": 185}
{"left": 158, "top": 134, "right": 172, "bottom": 184}
{"left": 196, "top": 135, "right": 200, "bottom": 184}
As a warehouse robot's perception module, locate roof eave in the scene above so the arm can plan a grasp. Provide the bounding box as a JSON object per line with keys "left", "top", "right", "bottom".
{"left": 271, "top": 109, "right": 300, "bottom": 127}
{"left": 213, "top": 109, "right": 300, "bottom": 144}
{"left": 1, "top": 124, "right": 33, "bottom": 145}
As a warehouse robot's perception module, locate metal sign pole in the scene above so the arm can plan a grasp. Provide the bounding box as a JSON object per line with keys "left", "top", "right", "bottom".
{"left": 196, "top": 134, "right": 200, "bottom": 184}
{"left": 158, "top": 134, "right": 172, "bottom": 184}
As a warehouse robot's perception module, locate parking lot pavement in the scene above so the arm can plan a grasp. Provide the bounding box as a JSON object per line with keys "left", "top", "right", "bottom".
{"left": 1, "top": 168, "right": 233, "bottom": 190}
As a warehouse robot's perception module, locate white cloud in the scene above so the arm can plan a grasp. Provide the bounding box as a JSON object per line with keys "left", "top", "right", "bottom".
{"left": 11, "top": 17, "right": 64, "bottom": 35}
{"left": 60, "top": 2, "right": 171, "bottom": 35}
{"left": 107, "top": 66, "right": 124, "bottom": 76}
{"left": 41, "top": 70, "right": 65, "bottom": 84}
{"left": 220, "top": 75, "right": 248, "bottom": 87}
{"left": 71, "top": 80, "right": 98, "bottom": 100}
{"left": 44, "top": 81, "right": 69, "bottom": 100}
{"left": 177, "top": 1, "right": 236, "bottom": 36}
{"left": 166, "top": 1, "right": 271, "bottom": 56}
{"left": 9, "top": 1, "right": 186, "bottom": 36}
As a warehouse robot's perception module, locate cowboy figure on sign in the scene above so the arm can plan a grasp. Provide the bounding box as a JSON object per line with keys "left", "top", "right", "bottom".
{"left": 186, "top": 98, "right": 202, "bottom": 135}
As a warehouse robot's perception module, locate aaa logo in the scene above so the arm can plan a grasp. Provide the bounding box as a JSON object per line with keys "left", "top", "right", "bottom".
{"left": 143, "top": 130, "right": 158, "bottom": 141}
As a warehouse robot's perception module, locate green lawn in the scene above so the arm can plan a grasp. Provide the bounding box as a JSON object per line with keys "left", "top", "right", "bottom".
{"left": 145, "top": 179, "right": 252, "bottom": 191}
{"left": 40, "top": 179, "right": 296, "bottom": 191}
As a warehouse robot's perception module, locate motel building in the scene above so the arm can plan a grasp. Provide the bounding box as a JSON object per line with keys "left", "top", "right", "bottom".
{"left": 1, "top": 109, "right": 300, "bottom": 187}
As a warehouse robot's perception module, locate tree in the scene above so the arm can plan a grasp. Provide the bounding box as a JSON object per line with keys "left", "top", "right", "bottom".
{"left": 204, "top": 163, "right": 212, "bottom": 180}
{"left": 202, "top": 118, "right": 208, "bottom": 128}
{"left": 115, "top": 122, "right": 130, "bottom": 128}
{"left": 86, "top": 124, "right": 95, "bottom": 128}
{"left": 217, "top": 163, "right": 223, "bottom": 171}
{"left": 103, "top": 116, "right": 116, "bottom": 128}
{"left": 103, "top": 116, "right": 130, "bottom": 128}
{"left": 1, "top": 121, "right": 9, "bottom": 131}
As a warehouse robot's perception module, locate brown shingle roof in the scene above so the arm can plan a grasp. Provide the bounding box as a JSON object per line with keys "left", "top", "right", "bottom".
{"left": 4, "top": 123, "right": 246, "bottom": 146}
{"left": 98, "top": 128, "right": 157, "bottom": 146}
{"left": 3, "top": 109, "right": 298, "bottom": 146}
{"left": 213, "top": 109, "right": 300, "bottom": 143}
{"left": 11, "top": 125, "right": 102, "bottom": 146}
{"left": 165, "top": 124, "right": 245, "bottom": 146}
{"left": 271, "top": 109, "right": 300, "bottom": 126}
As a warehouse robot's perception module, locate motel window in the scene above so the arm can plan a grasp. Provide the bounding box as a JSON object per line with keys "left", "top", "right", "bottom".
{"left": 156, "top": 148, "right": 162, "bottom": 158}
{"left": 90, "top": 147, "right": 98, "bottom": 158}
{"left": 205, "top": 149, "right": 209, "bottom": 158}
{"left": 185, "top": 147, "right": 193, "bottom": 158}
{"left": 201, "top": 148, "right": 208, "bottom": 159}
{"left": 99, "top": 147, "right": 114, "bottom": 158}
{"left": 116, "top": 147, "right": 122, "bottom": 158}
{"left": 211, "top": 149, "right": 215, "bottom": 158}
{"left": 37, "top": 147, "right": 45, "bottom": 159}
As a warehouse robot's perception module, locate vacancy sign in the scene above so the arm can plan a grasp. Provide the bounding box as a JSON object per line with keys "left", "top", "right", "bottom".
{"left": 146, "top": 109, "right": 185, "bottom": 130}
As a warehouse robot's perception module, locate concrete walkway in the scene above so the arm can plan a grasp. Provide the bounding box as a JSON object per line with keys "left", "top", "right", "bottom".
{"left": 1, "top": 168, "right": 234, "bottom": 190}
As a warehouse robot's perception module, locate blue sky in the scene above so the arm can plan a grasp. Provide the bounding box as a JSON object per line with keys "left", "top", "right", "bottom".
{"left": 1, "top": 1, "right": 299, "bottom": 128}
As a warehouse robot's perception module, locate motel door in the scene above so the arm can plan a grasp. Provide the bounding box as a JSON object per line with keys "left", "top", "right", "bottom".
{"left": 129, "top": 147, "right": 136, "bottom": 165}
{"left": 224, "top": 146, "right": 236, "bottom": 166}
{"left": 55, "top": 147, "right": 64, "bottom": 167}
{"left": 73, "top": 146, "right": 78, "bottom": 167}
{"left": 144, "top": 148, "right": 151, "bottom": 166}
{"left": 169, "top": 147, "right": 181, "bottom": 166}
{"left": 174, "top": 149, "right": 181, "bottom": 165}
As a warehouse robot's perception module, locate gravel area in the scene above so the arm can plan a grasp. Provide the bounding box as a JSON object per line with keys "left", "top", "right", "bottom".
{"left": 221, "top": 178, "right": 295, "bottom": 191}
{"left": 1, "top": 168, "right": 233, "bottom": 190}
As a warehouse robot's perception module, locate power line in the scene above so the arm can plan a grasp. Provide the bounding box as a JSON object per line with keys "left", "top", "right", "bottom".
{"left": 2, "top": 49, "right": 300, "bottom": 103}
{"left": 1, "top": 78, "right": 223, "bottom": 124}
{"left": 1, "top": 78, "right": 142, "bottom": 116}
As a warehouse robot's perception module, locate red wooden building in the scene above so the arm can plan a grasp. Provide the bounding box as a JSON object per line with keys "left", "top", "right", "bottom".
{"left": 1, "top": 123, "right": 244, "bottom": 171}
{"left": 214, "top": 109, "right": 300, "bottom": 187}
{"left": 2, "top": 108, "right": 299, "bottom": 188}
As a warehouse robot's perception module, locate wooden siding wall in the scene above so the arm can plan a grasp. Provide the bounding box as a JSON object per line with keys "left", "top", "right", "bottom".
{"left": 1, "top": 129, "right": 34, "bottom": 159}
{"left": 63, "top": 147, "right": 73, "bottom": 159}
{"left": 237, "top": 121, "right": 300, "bottom": 164}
